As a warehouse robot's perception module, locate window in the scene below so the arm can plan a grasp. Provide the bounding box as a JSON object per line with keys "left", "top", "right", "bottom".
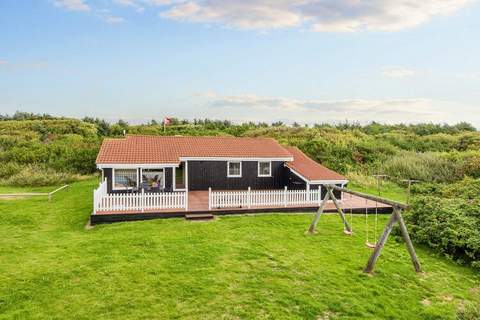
{"left": 227, "top": 161, "right": 242, "bottom": 177}
{"left": 258, "top": 161, "right": 271, "bottom": 177}
{"left": 113, "top": 169, "right": 137, "bottom": 190}
{"left": 141, "top": 169, "right": 164, "bottom": 189}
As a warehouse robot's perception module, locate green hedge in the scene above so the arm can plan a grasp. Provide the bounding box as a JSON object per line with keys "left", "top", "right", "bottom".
{"left": 404, "top": 179, "right": 480, "bottom": 269}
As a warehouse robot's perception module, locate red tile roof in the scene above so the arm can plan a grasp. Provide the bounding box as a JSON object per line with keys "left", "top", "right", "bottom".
{"left": 96, "top": 135, "right": 346, "bottom": 182}
{"left": 96, "top": 135, "right": 293, "bottom": 164}
{"left": 285, "top": 146, "right": 346, "bottom": 182}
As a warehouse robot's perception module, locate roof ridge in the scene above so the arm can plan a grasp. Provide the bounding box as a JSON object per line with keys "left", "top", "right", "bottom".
{"left": 125, "top": 134, "right": 276, "bottom": 140}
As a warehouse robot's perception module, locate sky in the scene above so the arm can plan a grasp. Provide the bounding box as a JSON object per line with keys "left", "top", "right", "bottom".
{"left": 0, "top": 0, "right": 479, "bottom": 126}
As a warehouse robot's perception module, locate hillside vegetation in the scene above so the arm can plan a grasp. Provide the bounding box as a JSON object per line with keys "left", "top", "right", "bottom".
{"left": 1, "top": 112, "right": 479, "bottom": 186}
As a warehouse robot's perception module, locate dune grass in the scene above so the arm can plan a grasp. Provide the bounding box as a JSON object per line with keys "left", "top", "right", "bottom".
{"left": 0, "top": 179, "right": 479, "bottom": 319}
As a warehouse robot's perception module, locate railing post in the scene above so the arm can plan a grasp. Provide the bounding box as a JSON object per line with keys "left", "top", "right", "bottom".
{"left": 284, "top": 186, "right": 288, "bottom": 207}
{"left": 247, "top": 187, "right": 251, "bottom": 208}
{"left": 141, "top": 188, "right": 145, "bottom": 213}
{"left": 318, "top": 187, "right": 322, "bottom": 206}
{"left": 306, "top": 183, "right": 310, "bottom": 203}
{"left": 208, "top": 187, "right": 212, "bottom": 211}
{"left": 93, "top": 190, "right": 96, "bottom": 214}
{"left": 185, "top": 191, "right": 188, "bottom": 211}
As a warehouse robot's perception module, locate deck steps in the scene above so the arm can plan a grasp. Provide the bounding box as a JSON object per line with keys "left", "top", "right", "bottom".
{"left": 185, "top": 213, "right": 214, "bottom": 221}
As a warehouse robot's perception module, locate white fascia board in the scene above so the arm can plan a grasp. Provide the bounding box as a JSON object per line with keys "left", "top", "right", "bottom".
{"left": 178, "top": 157, "right": 293, "bottom": 162}
{"left": 97, "top": 163, "right": 179, "bottom": 169}
{"left": 287, "top": 167, "right": 349, "bottom": 185}
{"left": 309, "top": 180, "right": 349, "bottom": 185}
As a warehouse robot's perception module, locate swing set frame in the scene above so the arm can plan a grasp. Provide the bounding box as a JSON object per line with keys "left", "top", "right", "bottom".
{"left": 307, "top": 185, "right": 422, "bottom": 274}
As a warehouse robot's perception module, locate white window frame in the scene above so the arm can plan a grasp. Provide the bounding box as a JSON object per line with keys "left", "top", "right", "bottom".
{"left": 258, "top": 161, "right": 272, "bottom": 177}
{"left": 227, "top": 161, "right": 242, "bottom": 178}
{"left": 140, "top": 168, "right": 166, "bottom": 189}
{"left": 112, "top": 168, "right": 138, "bottom": 191}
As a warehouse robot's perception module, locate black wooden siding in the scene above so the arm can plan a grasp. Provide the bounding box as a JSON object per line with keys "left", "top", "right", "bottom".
{"left": 187, "top": 161, "right": 287, "bottom": 191}
{"left": 101, "top": 163, "right": 344, "bottom": 199}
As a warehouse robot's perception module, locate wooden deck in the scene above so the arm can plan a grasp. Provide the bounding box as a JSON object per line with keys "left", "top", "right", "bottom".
{"left": 96, "top": 191, "right": 391, "bottom": 215}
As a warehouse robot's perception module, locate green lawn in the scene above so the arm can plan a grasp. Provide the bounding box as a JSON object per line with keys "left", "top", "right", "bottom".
{"left": 0, "top": 184, "right": 64, "bottom": 194}
{"left": 0, "top": 179, "right": 479, "bottom": 319}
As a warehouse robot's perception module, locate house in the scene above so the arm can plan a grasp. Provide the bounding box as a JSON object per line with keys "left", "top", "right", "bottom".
{"left": 92, "top": 135, "right": 354, "bottom": 222}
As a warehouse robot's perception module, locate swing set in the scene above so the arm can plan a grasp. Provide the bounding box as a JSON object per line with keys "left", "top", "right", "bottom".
{"left": 307, "top": 184, "right": 421, "bottom": 274}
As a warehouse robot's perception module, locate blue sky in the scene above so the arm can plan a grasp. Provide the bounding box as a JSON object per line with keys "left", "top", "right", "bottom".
{"left": 1, "top": 0, "right": 479, "bottom": 126}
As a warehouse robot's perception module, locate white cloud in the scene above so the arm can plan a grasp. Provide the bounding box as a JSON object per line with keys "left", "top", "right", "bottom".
{"left": 382, "top": 67, "right": 417, "bottom": 78}
{"left": 105, "top": 15, "right": 126, "bottom": 23}
{"left": 53, "top": 0, "right": 90, "bottom": 11}
{"left": 202, "top": 93, "right": 448, "bottom": 124}
{"left": 158, "top": 0, "right": 473, "bottom": 32}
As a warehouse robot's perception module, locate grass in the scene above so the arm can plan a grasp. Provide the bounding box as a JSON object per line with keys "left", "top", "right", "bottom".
{"left": 0, "top": 185, "right": 64, "bottom": 194}
{"left": 1, "top": 179, "right": 479, "bottom": 319}
{"left": 347, "top": 173, "right": 408, "bottom": 203}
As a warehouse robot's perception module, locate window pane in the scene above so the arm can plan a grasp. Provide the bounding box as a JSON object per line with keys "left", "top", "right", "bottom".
{"left": 228, "top": 162, "right": 241, "bottom": 176}
{"left": 142, "top": 169, "right": 164, "bottom": 188}
{"left": 259, "top": 162, "right": 271, "bottom": 175}
{"left": 114, "top": 169, "right": 137, "bottom": 189}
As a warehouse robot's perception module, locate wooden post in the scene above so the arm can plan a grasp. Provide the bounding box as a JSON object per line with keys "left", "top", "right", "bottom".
{"left": 208, "top": 187, "right": 212, "bottom": 211}
{"left": 284, "top": 186, "right": 288, "bottom": 208}
{"left": 326, "top": 186, "right": 351, "bottom": 233}
{"left": 141, "top": 189, "right": 145, "bottom": 213}
{"left": 306, "top": 183, "right": 310, "bottom": 203}
{"left": 396, "top": 209, "right": 422, "bottom": 272}
{"left": 363, "top": 210, "right": 399, "bottom": 273}
{"left": 247, "top": 187, "right": 251, "bottom": 208}
{"left": 307, "top": 191, "right": 330, "bottom": 233}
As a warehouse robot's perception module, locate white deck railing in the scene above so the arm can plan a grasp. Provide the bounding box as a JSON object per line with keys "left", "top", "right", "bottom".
{"left": 209, "top": 187, "right": 323, "bottom": 209}
{"left": 93, "top": 180, "right": 187, "bottom": 213}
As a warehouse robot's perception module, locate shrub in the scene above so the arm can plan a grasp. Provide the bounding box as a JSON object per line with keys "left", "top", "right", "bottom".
{"left": 381, "top": 152, "right": 464, "bottom": 183}
{"left": 404, "top": 193, "right": 480, "bottom": 269}
{"left": 0, "top": 162, "right": 23, "bottom": 179}
{"left": 0, "top": 165, "right": 84, "bottom": 186}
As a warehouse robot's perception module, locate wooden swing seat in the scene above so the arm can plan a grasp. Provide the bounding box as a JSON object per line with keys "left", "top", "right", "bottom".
{"left": 365, "top": 242, "right": 377, "bottom": 249}
{"left": 343, "top": 230, "right": 353, "bottom": 236}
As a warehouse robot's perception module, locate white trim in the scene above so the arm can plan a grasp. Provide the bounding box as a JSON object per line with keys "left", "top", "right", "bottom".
{"left": 112, "top": 168, "right": 138, "bottom": 191}
{"left": 227, "top": 161, "right": 242, "bottom": 178}
{"left": 287, "top": 167, "right": 348, "bottom": 185}
{"left": 309, "top": 179, "right": 349, "bottom": 185}
{"left": 173, "top": 162, "right": 187, "bottom": 191}
{"left": 257, "top": 161, "right": 272, "bottom": 177}
{"left": 97, "top": 163, "right": 178, "bottom": 169}
{"left": 185, "top": 161, "right": 189, "bottom": 191}
{"left": 179, "top": 156, "right": 293, "bottom": 162}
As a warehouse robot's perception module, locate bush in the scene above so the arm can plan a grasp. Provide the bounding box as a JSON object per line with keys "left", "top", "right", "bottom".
{"left": 0, "top": 165, "right": 84, "bottom": 186}
{"left": 404, "top": 193, "right": 480, "bottom": 269}
{"left": 0, "top": 162, "right": 23, "bottom": 179}
{"left": 381, "top": 152, "right": 464, "bottom": 183}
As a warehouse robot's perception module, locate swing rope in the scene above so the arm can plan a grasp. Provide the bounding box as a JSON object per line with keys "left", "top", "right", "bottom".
{"left": 365, "top": 198, "right": 376, "bottom": 249}
{"left": 374, "top": 200, "right": 379, "bottom": 243}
